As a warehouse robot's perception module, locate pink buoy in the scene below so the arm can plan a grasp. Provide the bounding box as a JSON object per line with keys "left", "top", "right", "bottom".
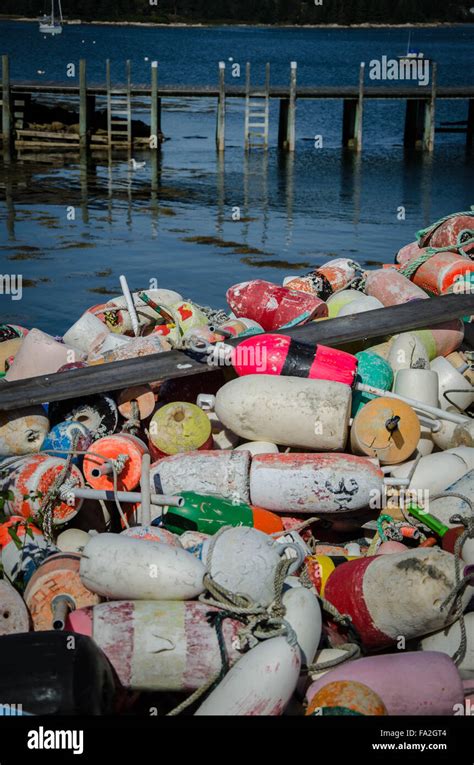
{"left": 226, "top": 280, "right": 327, "bottom": 331}
{"left": 365, "top": 269, "right": 428, "bottom": 306}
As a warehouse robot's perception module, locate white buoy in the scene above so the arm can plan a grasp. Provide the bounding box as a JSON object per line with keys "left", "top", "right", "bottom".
{"left": 215, "top": 376, "right": 351, "bottom": 451}
{"left": 79, "top": 533, "right": 205, "bottom": 600}
{"left": 282, "top": 582, "right": 322, "bottom": 666}
{"left": 234, "top": 441, "right": 279, "bottom": 455}
{"left": 63, "top": 312, "right": 110, "bottom": 355}
{"left": 387, "top": 333, "right": 430, "bottom": 373}
{"left": 431, "top": 356, "right": 474, "bottom": 413}
{"left": 194, "top": 637, "right": 301, "bottom": 716}
{"left": 389, "top": 447, "right": 474, "bottom": 493}
{"left": 420, "top": 613, "right": 474, "bottom": 679}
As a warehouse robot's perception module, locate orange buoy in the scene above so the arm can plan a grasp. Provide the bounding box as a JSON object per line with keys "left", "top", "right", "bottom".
{"left": 350, "top": 396, "right": 420, "bottom": 465}
{"left": 117, "top": 385, "right": 156, "bottom": 421}
{"left": 24, "top": 552, "right": 101, "bottom": 631}
{"left": 83, "top": 434, "right": 148, "bottom": 491}
{"left": 306, "top": 680, "right": 387, "bottom": 716}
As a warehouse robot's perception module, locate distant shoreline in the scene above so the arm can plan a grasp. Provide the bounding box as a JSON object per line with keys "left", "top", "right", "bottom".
{"left": 0, "top": 16, "right": 469, "bottom": 29}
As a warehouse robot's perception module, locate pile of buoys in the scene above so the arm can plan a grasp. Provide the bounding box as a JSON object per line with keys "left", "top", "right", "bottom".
{"left": 0, "top": 211, "right": 473, "bottom": 717}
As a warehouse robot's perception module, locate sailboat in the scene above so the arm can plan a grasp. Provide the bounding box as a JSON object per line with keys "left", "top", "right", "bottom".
{"left": 398, "top": 30, "right": 426, "bottom": 61}
{"left": 39, "top": 0, "right": 63, "bottom": 35}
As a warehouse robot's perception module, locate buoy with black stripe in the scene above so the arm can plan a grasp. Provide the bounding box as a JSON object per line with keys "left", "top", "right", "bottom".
{"left": 194, "top": 636, "right": 301, "bottom": 716}
{"left": 283, "top": 258, "right": 358, "bottom": 299}
{"left": 215, "top": 375, "right": 352, "bottom": 450}
{"left": 323, "top": 548, "right": 471, "bottom": 650}
{"left": 79, "top": 533, "right": 205, "bottom": 601}
{"left": 66, "top": 600, "right": 243, "bottom": 692}
{"left": 230, "top": 334, "right": 357, "bottom": 386}
{"left": 249, "top": 453, "right": 384, "bottom": 514}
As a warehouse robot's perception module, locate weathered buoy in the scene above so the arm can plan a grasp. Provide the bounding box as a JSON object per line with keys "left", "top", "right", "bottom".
{"left": 159, "top": 492, "right": 283, "bottom": 536}
{"left": 48, "top": 394, "right": 119, "bottom": 438}
{"left": 83, "top": 433, "right": 148, "bottom": 491}
{"left": 0, "top": 406, "right": 49, "bottom": 457}
{"left": 195, "top": 636, "right": 301, "bottom": 716}
{"left": 148, "top": 402, "right": 212, "bottom": 459}
{"left": 324, "top": 548, "right": 470, "bottom": 650}
{"left": 40, "top": 420, "right": 93, "bottom": 465}
{"left": 428, "top": 470, "right": 474, "bottom": 529}
{"left": 338, "top": 295, "right": 384, "bottom": 316}
{"left": 117, "top": 385, "right": 156, "bottom": 421}
{"left": 215, "top": 375, "right": 351, "bottom": 450}
{"left": 0, "top": 579, "right": 30, "bottom": 635}
{"left": 304, "top": 553, "right": 360, "bottom": 595}
{"left": 284, "top": 258, "right": 358, "bottom": 299}
{"left": 365, "top": 269, "right": 428, "bottom": 306}
{"left": 67, "top": 600, "right": 243, "bottom": 692}
{"left": 5, "top": 328, "right": 83, "bottom": 381}
{"left": 79, "top": 533, "right": 205, "bottom": 600}
{"left": 24, "top": 552, "right": 101, "bottom": 631}
{"left": 351, "top": 351, "right": 393, "bottom": 416}
{"left": 0, "top": 631, "right": 117, "bottom": 715}
{"left": 306, "top": 680, "right": 387, "bottom": 716}
{"left": 63, "top": 311, "right": 110, "bottom": 355}
{"left": 389, "top": 447, "right": 474, "bottom": 493}
{"left": 227, "top": 279, "right": 328, "bottom": 331}
{"left": 201, "top": 526, "right": 301, "bottom": 607}
{"left": 431, "top": 356, "right": 474, "bottom": 412}
{"left": 417, "top": 212, "right": 474, "bottom": 258}
{"left": 420, "top": 613, "right": 474, "bottom": 679}
{"left": 350, "top": 397, "right": 420, "bottom": 465}
{"left": 282, "top": 583, "right": 322, "bottom": 667}
{"left": 150, "top": 450, "right": 251, "bottom": 504}
{"left": 234, "top": 441, "right": 279, "bottom": 455}
{"left": 230, "top": 334, "right": 357, "bottom": 386}
{"left": 0, "top": 516, "right": 57, "bottom": 586}
{"left": 405, "top": 251, "right": 474, "bottom": 295}
{"left": 0, "top": 454, "right": 84, "bottom": 525}
{"left": 387, "top": 333, "right": 430, "bottom": 373}
{"left": 249, "top": 453, "right": 384, "bottom": 514}
{"left": 306, "top": 651, "right": 464, "bottom": 715}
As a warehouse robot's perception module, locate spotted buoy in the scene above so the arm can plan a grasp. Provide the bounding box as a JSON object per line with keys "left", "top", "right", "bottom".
{"left": 227, "top": 279, "right": 328, "bottom": 331}
{"left": 79, "top": 533, "right": 205, "bottom": 600}
{"left": 306, "top": 680, "right": 387, "bottom": 716}
{"left": 40, "top": 420, "right": 93, "bottom": 465}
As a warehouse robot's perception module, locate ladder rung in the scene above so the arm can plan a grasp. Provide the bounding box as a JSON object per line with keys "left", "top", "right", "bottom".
{"left": 248, "top": 131, "right": 266, "bottom": 136}
{"left": 248, "top": 124, "right": 266, "bottom": 129}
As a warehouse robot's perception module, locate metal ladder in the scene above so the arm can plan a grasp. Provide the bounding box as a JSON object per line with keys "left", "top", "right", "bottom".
{"left": 244, "top": 63, "right": 270, "bottom": 150}
{"left": 106, "top": 59, "right": 132, "bottom": 148}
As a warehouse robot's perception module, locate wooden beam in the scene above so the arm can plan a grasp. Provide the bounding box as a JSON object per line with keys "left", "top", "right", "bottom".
{"left": 0, "top": 294, "right": 472, "bottom": 412}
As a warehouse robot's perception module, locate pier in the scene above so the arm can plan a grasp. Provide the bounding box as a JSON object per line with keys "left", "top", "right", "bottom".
{"left": 1, "top": 56, "right": 474, "bottom": 153}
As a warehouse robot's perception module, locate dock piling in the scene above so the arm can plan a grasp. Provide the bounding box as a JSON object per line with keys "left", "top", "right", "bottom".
{"left": 79, "top": 59, "right": 88, "bottom": 149}
{"left": 216, "top": 61, "right": 226, "bottom": 152}
{"left": 2, "top": 54, "right": 12, "bottom": 151}
{"left": 467, "top": 99, "right": 474, "bottom": 153}
{"left": 423, "top": 62, "right": 437, "bottom": 152}
{"left": 150, "top": 61, "right": 161, "bottom": 148}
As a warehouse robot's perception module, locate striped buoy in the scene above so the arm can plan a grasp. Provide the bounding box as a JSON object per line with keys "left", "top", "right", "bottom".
{"left": 83, "top": 433, "right": 148, "bottom": 491}
{"left": 24, "top": 552, "right": 101, "bottom": 631}
{"left": 66, "top": 600, "right": 243, "bottom": 692}
{"left": 323, "top": 548, "right": 470, "bottom": 650}
{"left": 0, "top": 454, "right": 84, "bottom": 525}
{"left": 249, "top": 453, "right": 384, "bottom": 514}
{"left": 284, "top": 259, "right": 358, "bottom": 299}
{"left": 306, "top": 651, "right": 465, "bottom": 716}
{"left": 304, "top": 553, "right": 360, "bottom": 596}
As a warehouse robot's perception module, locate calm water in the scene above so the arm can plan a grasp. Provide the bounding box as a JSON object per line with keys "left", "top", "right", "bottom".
{"left": 0, "top": 21, "right": 473, "bottom": 333}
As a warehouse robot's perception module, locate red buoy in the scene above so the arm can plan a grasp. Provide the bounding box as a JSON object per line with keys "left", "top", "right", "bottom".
{"left": 226, "top": 280, "right": 328, "bottom": 331}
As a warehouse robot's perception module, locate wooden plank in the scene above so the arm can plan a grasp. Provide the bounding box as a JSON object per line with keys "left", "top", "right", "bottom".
{"left": 16, "top": 129, "right": 79, "bottom": 140}
{"left": 14, "top": 140, "right": 81, "bottom": 149}
{"left": 0, "top": 294, "right": 472, "bottom": 412}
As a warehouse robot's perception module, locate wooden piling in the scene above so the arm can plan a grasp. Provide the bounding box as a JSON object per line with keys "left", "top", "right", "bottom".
{"left": 216, "top": 61, "right": 226, "bottom": 152}
{"left": 287, "top": 61, "right": 297, "bottom": 152}
{"left": 466, "top": 99, "right": 474, "bottom": 153}
{"left": 423, "top": 61, "right": 436, "bottom": 152}
{"left": 79, "top": 59, "right": 88, "bottom": 149}
{"left": 342, "top": 99, "right": 358, "bottom": 148}
{"left": 355, "top": 62, "right": 365, "bottom": 152}
{"left": 126, "top": 59, "right": 132, "bottom": 148}
{"left": 278, "top": 99, "right": 289, "bottom": 149}
{"left": 106, "top": 59, "right": 111, "bottom": 149}
{"left": 150, "top": 61, "right": 161, "bottom": 149}
{"left": 2, "top": 55, "right": 12, "bottom": 149}
{"left": 405, "top": 99, "right": 426, "bottom": 150}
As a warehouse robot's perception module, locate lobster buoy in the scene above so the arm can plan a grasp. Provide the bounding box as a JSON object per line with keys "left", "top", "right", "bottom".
{"left": 159, "top": 492, "right": 283, "bottom": 536}
{"left": 234, "top": 441, "right": 279, "bottom": 455}
{"left": 420, "top": 613, "right": 474, "bottom": 679}
{"left": 350, "top": 397, "right": 420, "bottom": 465}
{"left": 0, "top": 631, "right": 117, "bottom": 715}
{"left": 417, "top": 212, "right": 474, "bottom": 258}
{"left": 0, "top": 579, "right": 30, "bottom": 635}
{"left": 148, "top": 402, "right": 212, "bottom": 459}
{"left": 227, "top": 280, "right": 328, "bottom": 331}
{"left": 428, "top": 470, "right": 473, "bottom": 529}
{"left": 365, "top": 269, "right": 428, "bottom": 306}
{"left": 79, "top": 533, "right": 205, "bottom": 600}
{"left": 338, "top": 295, "right": 384, "bottom": 316}
{"left": 5, "top": 328, "right": 83, "bottom": 381}
{"left": 121, "top": 525, "right": 182, "bottom": 546}
{"left": 66, "top": 600, "right": 242, "bottom": 692}
{"left": 396, "top": 240, "right": 426, "bottom": 266}
{"left": 40, "top": 420, "right": 93, "bottom": 465}
{"left": 56, "top": 528, "right": 91, "bottom": 554}
{"left": 305, "top": 651, "right": 464, "bottom": 716}
{"left": 172, "top": 301, "right": 209, "bottom": 333}
{"left": 282, "top": 583, "right": 322, "bottom": 667}
{"left": 63, "top": 311, "right": 110, "bottom": 355}
{"left": 83, "top": 434, "right": 148, "bottom": 491}
{"left": 0, "top": 406, "right": 49, "bottom": 456}
{"left": 431, "top": 356, "right": 474, "bottom": 413}
{"left": 195, "top": 636, "right": 301, "bottom": 716}
{"left": 306, "top": 680, "right": 387, "bottom": 716}
{"left": 432, "top": 414, "right": 474, "bottom": 451}
{"left": 326, "top": 289, "right": 362, "bottom": 318}
{"left": 323, "top": 548, "right": 470, "bottom": 650}
{"left": 283, "top": 259, "right": 358, "bottom": 299}
{"left": 387, "top": 333, "right": 430, "bottom": 373}
{"left": 201, "top": 526, "right": 301, "bottom": 607}
{"left": 230, "top": 334, "right": 357, "bottom": 386}
{"left": 304, "top": 553, "right": 360, "bottom": 595}
{"left": 389, "top": 447, "right": 474, "bottom": 493}
{"left": 24, "top": 552, "right": 101, "bottom": 631}
{"left": 48, "top": 394, "right": 119, "bottom": 438}
{"left": 405, "top": 251, "right": 474, "bottom": 295}
{"left": 117, "top": 385, "right": 156, "bottom": 421}
{"left": 150, "top": 450, "right": 251, "bottom": 504}
{"left": 250, "top": 453, "right": 384, "bottom": 514}
{"left": 0, "top": 454, "right": 84, "bottom": 525}
{"left": 0, "top": 516, "right": 57, "bottom": 587}
{"left": 351, "top": 352, "right": 393, "bottom": 416}
{"left": 414, "top": 321, "right": 465, "bottom": 359}
{"left": 215, "top": 375, "right": 351, "bottom": 451}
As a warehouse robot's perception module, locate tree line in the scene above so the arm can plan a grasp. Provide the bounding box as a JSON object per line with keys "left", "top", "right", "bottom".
{"left": 4, "top": 0, "right": 473, "bottom": 24}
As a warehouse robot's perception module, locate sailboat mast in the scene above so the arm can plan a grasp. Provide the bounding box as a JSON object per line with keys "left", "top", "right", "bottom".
{"left": 58, "top": 0, "right": 63, "bottom": 23}
{"left": 51, "top": 0, "right": 54, "bottom": 25}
